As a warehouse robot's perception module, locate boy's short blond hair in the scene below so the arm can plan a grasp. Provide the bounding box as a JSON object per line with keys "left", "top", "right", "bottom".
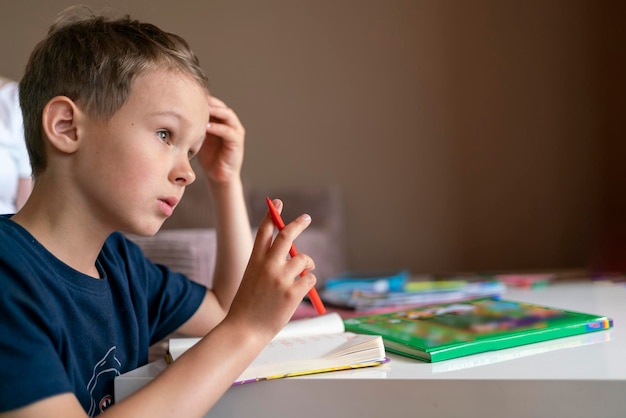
{"left": 19, "top": 6, "right": 210, "bottom": 177}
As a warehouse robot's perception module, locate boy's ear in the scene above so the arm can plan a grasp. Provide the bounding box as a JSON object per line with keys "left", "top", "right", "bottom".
{"left": 42, "top": 96, "right": 83, "bottom": 154}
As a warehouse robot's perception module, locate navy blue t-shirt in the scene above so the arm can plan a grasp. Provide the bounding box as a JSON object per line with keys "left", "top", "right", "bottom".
{"left": 0, "top": 216, "right": 207, "bottom": 416}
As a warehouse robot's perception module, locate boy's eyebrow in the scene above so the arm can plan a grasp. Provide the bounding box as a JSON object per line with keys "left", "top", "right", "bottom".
{"left": 150, "top": 110, "right": 195, "bottom": 128}
{"left": 150, "top": 110, "right": 185, "bottom": 121}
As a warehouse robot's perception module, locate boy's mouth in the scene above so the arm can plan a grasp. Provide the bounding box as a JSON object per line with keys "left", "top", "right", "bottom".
{"left": 158, "top": 197, "right": 179, "bottom": 216}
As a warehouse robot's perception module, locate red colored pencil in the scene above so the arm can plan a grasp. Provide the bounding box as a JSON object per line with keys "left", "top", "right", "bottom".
{"left": 266, "top": 197, "right": 326, "bottom": 315}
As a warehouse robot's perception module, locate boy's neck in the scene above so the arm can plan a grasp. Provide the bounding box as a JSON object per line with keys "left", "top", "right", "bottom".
{"left": 12, "top": 184, "right": 109, "bottom": 279}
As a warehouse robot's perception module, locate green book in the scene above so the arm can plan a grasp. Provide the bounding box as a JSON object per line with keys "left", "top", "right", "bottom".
{"left": 343, "top": 298, "right": 613, "bottom": 362}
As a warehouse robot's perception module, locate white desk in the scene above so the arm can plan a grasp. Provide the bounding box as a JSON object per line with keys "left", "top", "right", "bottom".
{"left": 116, "top": 282, "right": 626, "bottom": 417}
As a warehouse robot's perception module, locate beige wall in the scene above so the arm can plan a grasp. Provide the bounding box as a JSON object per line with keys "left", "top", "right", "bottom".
{"left": 2, "top": 0, "right": 623, "bottom": 274}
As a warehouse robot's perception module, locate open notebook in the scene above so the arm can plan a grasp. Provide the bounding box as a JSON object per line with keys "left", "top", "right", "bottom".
{"left": 168, "top": 313, "right": 387, "bottom": 385}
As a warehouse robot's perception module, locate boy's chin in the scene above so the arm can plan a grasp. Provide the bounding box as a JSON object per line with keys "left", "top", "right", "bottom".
{"left": 124, "top": 221, "right": 166, "bottom": 237}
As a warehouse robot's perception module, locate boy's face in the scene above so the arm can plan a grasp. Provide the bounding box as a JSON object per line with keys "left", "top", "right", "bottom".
{"left": 75, "top": 69, "right": 210, "bottom": 236}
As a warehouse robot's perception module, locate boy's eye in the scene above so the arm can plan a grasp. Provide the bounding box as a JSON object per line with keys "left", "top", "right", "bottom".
{"left": 157, "top": 130, "right": 172, "bottom": 144}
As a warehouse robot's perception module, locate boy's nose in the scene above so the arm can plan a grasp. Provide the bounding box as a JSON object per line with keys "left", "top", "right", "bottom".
{"left": 171, "top": 157, "right": 196, "bottom": 185}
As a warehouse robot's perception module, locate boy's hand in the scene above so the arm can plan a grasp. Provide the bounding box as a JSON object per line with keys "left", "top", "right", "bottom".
{"left": 226, "top": 200, "right": 317, "bottom": 340}
{"left": 196, "top": 96, "right": 245, "bottom": 184}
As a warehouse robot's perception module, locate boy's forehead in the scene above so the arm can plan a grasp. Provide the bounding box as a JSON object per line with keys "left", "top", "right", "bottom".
{"left": 132, "top": 69, "right": 208, "bottom": 99}
{"left": 128, "top": 70, "right": 210, "bottom": 121}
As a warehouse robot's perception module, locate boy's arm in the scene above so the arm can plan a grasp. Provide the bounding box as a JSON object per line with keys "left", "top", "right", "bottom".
{"left": 176, "top": 177, "right": 252, "bottom": 335}
{"left": 176, "top": 96, "right": 253, "bottom": 335}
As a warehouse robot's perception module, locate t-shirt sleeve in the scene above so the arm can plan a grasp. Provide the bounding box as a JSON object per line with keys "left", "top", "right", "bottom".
{"left": 145, "top": 262, "right": 207, "bottom": 343}
{"left": 107, "top": 233, "right": 208, "bottom": 344}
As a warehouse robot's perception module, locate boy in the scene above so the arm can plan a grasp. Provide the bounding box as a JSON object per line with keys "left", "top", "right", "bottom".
{"left": 0, "top": 6, "right": 316, "bottom": 417}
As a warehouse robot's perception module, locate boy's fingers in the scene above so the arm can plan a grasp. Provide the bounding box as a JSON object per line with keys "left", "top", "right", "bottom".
{"left": 208, "top": 99, "right": 244, "bottom": 131}
{"left": 251, "top": 198, "right": 315, "bottom": 281}
{"left": 208, "top": 95, "right": 227, "bottom": 107}
{"left": 250, "top": 215, "right": 275, "bottom": 261}
{"left": 298, "top": 253, "right": 316, "bottom": 272}
{"left": 289, "top": 253, "right": 316, "bottom": 280}
{"left": 250, "top": 199, "right": 284, "bottom": 262}
{"left": 293, "top": 271, "right": 317, "bottom": 297}
{"left": 267, "top": 213, "right": 312, "bottom": 261}
{"left": 272, "top": 199, "right": 283, "bottom": 213}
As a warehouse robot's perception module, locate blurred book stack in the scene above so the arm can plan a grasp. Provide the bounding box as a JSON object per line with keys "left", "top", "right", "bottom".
{"left": 320, "top": 270, "right": 506, "bottom": 312}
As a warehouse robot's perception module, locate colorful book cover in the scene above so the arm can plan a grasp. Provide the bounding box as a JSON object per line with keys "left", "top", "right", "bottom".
{"left": 343, "top": 298, "right": 613, "bottom": 362}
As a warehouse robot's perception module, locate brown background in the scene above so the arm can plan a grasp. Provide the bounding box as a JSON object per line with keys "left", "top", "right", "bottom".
{"left": 1, "top": 0, "right": 624, "bottom": 274}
